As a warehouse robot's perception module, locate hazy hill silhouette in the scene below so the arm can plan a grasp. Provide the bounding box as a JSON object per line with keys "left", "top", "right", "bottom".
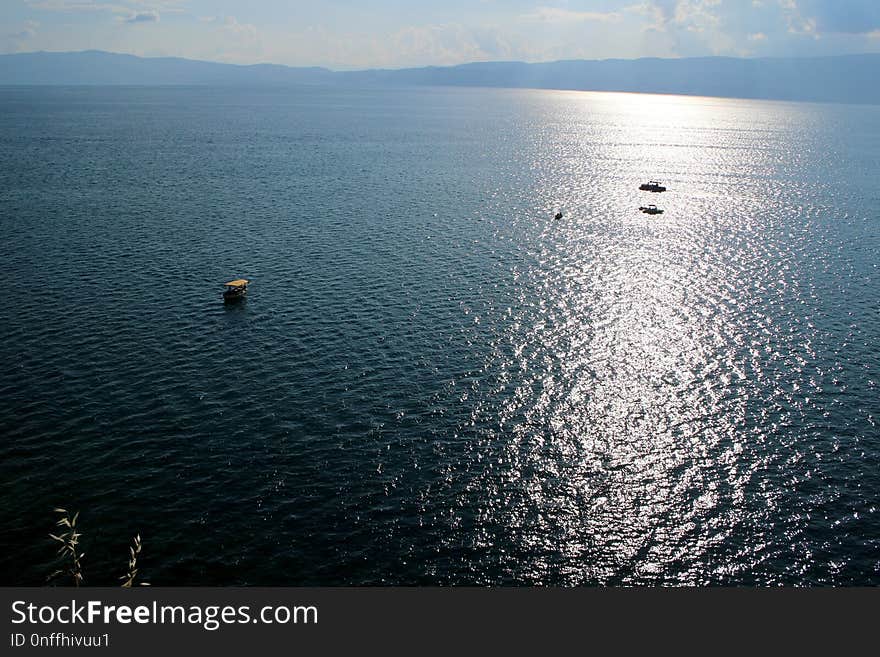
{"left": 2, "top": 50, "right": 879, "bottom": 104}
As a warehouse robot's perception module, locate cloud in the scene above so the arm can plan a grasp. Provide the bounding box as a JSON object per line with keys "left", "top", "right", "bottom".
{"left": 634, "top": 0, "right": 880, "bottom": 55}
{"left": 222, "top": 16, "right": 257, "bottom": 41}
{"left": 199, "top": 16, "right": 261, "bottom": 63}
{"left": 171, "top": 15, "right": 262, "bottom": 62}
{"left": 26, "top": 0, "right": 126, "bottom": 11}
{"left": 124, "top": 10, "right": 159, "bottom": 24}
{"left": 650, "top": 0, "right": 678, "bottom": 24}
{"left": 521, "top": 7, "right": 622, "bottom": 24}
{"left": 795, "top": 0, "right": 880, "bottom": 34}
{"left": 8, "top": 20, "right": 40, "bottom": 40}
{"left": 29, "top": 1, "right": 168, "bottom": 25}
{"left": 381, "top": 24, "right": 496, "bottom": 66}
{"left": 774, "top": 1, "right": 880, "bottom": 37}
{"left": 628, "top": 1, "right": 721, "bottom": 33}
{"left": 627, "top": 1, "right": 739, "bottom": 54}
{"left": 13, "top": 0, "right": 880, "bottom": 67}
{"left": 25, "top": 0, "right": 182, "bottom": 16}
{"left": 3, "top": 20, "right": 40, "bottom": 52}
{"left": 275, "top": 22, "right": 539, "bottom": 69}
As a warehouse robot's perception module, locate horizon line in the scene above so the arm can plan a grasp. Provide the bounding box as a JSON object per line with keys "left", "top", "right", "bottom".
{"left": 5, "top": 48, "right": 880, "bottom": 74}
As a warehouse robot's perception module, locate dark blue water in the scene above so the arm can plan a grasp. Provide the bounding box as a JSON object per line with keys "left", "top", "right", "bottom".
{"left": 1, "top": 86, "right": 878, "bottom": 585}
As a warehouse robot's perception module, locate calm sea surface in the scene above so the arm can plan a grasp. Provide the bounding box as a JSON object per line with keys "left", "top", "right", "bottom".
{"left": 0, "top": 86, "right": 878, "bottom": 585}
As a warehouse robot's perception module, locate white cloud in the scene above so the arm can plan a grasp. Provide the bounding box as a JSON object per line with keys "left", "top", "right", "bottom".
{"left": 776, "top": 0, "right": 818, "bottom": 36}
{"left": 26, "top": 0, "right": 128, "bottom": 12}
{"left": 13, "top": 0, "right": 880, "bottom": 67}
{"left": 521, "top": 7, "right": 622, "bottom": 24}
{"left": 25, "top": 0, "right": 183, "bottom": 15}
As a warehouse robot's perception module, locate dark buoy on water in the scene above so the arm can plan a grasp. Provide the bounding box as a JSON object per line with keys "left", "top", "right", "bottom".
{"left": 554, "top": 211, "right": 563, "bottom": 220}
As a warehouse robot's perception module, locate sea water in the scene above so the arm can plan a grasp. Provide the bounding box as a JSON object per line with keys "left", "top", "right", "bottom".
{"left": 0, "top": 85, "right": 878, "bottom": 585}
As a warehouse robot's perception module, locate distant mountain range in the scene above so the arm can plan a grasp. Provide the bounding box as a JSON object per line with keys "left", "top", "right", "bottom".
{"left": 2, "top": 50, "right": 880, "bottom": 104}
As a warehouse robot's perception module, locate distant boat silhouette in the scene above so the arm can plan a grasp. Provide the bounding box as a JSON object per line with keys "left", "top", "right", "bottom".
{"left": 554, "top": 211, "right": 563, "bottom": 220}
{"left": 639, "top": 180, "right": 667, "bottom": 192}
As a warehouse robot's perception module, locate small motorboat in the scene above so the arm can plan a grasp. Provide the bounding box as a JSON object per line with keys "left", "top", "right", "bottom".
{"left": 639, "top": 205, "right": 664, "bottom": 215}
{"left": 554, "top": 211, "right": 563, "bottom": 220}
{"left": 639, "top": 180, "right": 667, "bottom": 192}
{"left": 223, "top": 278, "right": 249, "bottom": 302}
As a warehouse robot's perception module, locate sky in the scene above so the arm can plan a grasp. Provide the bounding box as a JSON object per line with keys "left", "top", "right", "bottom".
{"left": 3, "top": 1, "right": 880, "bottom": 69}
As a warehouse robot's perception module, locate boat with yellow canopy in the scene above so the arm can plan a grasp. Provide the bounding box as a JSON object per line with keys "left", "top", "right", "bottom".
{"left": 223, "top": 279, "right": 249, "bottom": 302}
